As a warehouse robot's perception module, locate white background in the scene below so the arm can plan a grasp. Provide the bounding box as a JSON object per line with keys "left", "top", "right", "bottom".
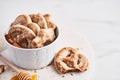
{"left": 0, "top": 0, "right": 120, "bottom": 80}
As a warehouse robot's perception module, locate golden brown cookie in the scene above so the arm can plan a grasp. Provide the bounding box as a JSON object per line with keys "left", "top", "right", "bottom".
{"left": 12, "top": 14, "right": 32, "bottom": 26}
{"left": 54, "top": 47, "right": 89, "bottom": 74}
{"left": 29, "top": 13, "right": 47, "bottom": 29}
{"left": 27, "top": 23, "right": 40, "bottom": 36}
{"left": 43, "top": 14, "right": 57, "bottom": 30}
{"left": 8, "top": 25, "right": 36, "bottom": 48}
{"left": 39, "top": 28, "right": 55, "bottom": 45}
{"left": 31, "top": 36, "right": 43, "bottom": 48}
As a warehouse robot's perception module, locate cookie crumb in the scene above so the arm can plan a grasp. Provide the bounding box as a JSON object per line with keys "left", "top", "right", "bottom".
{"left": 61, "top": 75, "right": 64, "bottom": 77}
{"left": 70, "top": 73, "right": 73, "bottom": 76}
{"left": 34, "top": 69, "right": 37, "bottom": 73}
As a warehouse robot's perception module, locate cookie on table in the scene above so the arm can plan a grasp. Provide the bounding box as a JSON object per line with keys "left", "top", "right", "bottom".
{"left": 54, "top": 47, "right": 89, "bottom": 74}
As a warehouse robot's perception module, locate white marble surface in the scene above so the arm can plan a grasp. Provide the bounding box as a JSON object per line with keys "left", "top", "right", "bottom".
{"left": 0, "top": 0, "right": 120, "bottom": 80}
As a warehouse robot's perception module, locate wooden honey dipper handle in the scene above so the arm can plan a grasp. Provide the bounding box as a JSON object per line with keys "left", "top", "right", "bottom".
{"left": 0, "top": 55, "right": 20, "bottom": 73}
{"left": 0, "top": 55, "right": 32, "bottom": 80}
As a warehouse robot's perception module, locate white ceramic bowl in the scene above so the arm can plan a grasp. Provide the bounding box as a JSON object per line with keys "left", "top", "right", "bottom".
{"left": 4, "top": 28, "right": 59, "bottom": 69}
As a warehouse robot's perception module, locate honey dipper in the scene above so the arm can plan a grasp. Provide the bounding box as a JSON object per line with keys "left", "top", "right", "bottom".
{"left": 0, "top": 55, "right": 32, "bottom": 80}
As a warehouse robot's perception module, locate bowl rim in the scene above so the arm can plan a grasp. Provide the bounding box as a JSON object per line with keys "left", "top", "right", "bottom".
{"left": 4, "top": 27, "right": 60, "bottom": 51}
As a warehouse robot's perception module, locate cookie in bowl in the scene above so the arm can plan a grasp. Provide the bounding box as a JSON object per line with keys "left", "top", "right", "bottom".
{"left": 7, "top": 13, "right": 57, "bottom": 48}
{"left": 4, "top": 13, "right": 59, "bottom": 69}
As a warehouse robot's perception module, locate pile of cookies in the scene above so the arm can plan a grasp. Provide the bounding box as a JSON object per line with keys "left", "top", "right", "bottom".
{"left": 5, "top": 13, "right": 57, "bottom": 48}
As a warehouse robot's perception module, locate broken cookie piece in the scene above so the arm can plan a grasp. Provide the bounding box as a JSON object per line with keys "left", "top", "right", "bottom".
{"left": 0, "top": 65, "right": 5, "bottom": 74}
